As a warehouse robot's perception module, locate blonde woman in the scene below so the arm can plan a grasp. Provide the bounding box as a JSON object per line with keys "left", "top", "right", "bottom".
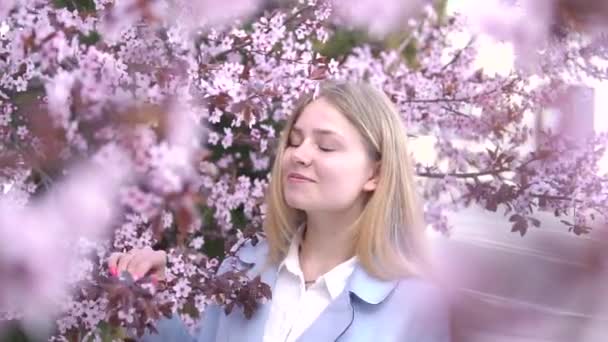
{"left": 109, "top": 81, "right": 451, "bottom": 342}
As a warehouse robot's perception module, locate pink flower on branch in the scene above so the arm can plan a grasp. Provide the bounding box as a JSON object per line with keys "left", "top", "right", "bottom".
{"left": 1, "top": 0, "right": 608, "bottom": 340}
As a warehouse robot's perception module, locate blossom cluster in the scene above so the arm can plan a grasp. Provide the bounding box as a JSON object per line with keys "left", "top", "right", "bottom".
{"left": 0, "top": 0, "right": 607, "bottom": 340}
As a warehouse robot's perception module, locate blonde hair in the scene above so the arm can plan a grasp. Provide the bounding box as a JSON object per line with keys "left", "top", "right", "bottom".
{"left": 262, "top": 81, "right": 430, "bottom": 281}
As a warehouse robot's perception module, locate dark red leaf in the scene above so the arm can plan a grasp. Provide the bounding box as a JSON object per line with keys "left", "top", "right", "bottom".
{"left": 511, "top": 219, "right": 528, "bottom": 237}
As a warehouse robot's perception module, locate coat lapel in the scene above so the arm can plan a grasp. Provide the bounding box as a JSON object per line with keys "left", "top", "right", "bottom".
{"left": 295, "top": 289, "right": 354, "bottom": 342}
{"left": 295, "top": 265, "right": 399, "bottom": 342}
{"left": 222, "top": 240, "right": 400, "bottom": 342}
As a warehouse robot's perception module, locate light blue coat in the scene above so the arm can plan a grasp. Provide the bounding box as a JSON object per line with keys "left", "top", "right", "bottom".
{"left": 141, "top": 240, "right": 451, "bottom": 342}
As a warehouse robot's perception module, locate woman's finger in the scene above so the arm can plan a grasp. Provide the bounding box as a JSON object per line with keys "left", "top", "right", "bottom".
{"left": 107, "top": 252, "right": 124, "bottom": 275}
{"left": 129, "top": 259, "right": 153, "bottom": 280}
{"left": 150, "top": 250, "right": 168, "bottom": 280}
{"left": 152, "top": 250, "right": 167, "bottom": 269}
{"left": 132, "top": 250, "right": 167, "bottom": 280}
{"left": 107, "top": 248, "right": 167, "bottom": 281}
{"left": 127, "top": 252, "right": 152, "bottom": 279}
{"left": 117, "top": 251, "right": 137, "bottom": 275}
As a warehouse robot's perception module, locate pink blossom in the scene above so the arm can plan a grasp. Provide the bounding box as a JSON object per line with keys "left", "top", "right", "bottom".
{"left": 45, "top": 71, "right": 75, "bottom": 126}
{"left": 1, "top": 0, "right": 607, "bottom": 340}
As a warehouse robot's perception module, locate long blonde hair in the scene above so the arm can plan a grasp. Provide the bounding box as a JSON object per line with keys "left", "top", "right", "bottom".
{"left": 263, "top": 81, "right": 430, "bottom": 281}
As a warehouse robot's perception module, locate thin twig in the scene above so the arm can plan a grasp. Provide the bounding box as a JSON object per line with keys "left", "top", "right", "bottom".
{"left": 441, "top": 37, "right": 475, "bottom": 71}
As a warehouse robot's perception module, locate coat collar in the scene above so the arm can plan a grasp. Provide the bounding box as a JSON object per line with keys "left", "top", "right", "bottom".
{"left": 347, "top": 265, "right": 399, "bottom": 304}
{"left": 238, "top": 238, "right": 399, "bottom": 305}
{"left": 296, "top": 265, "right": 399, "bottom": 342}
{"left": 236, "top": 239, "right": 278, "bottom": 290}
{"left": 232, "top": 238, "right": 400, "bottom": 342}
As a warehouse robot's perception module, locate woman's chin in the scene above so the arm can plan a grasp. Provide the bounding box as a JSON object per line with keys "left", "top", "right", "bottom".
{"left": 285, "top": 197, "right": 311, "bottom": 211}
{"left": 285, "top": 201, "right": 305, "bottom": 211}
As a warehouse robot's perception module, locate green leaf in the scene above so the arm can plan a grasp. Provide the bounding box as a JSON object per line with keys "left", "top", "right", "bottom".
{"left": 435, "top": 0, "right": 450, "bottom": 23}
{"left": 402, "top": 38, "right": 419, "bottom": 68}
{"left": 53, "top": 0, "right": 97, "bottom": 11}
{"left": 96, "top": 320, "right": 128, "bottom": 342}
{"left": 80, "top": 31, "right": 101, "bottom": 46}
{"left": 315, "top": 29, "right": 368, "bottom": 59}
{"left": 230, "top": 206, "right": 247, "bottom": 229}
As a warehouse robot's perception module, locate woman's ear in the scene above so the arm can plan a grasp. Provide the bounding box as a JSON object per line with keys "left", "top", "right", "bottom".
{"left": 363, "top": 161, "right": 380, "bottom": 192}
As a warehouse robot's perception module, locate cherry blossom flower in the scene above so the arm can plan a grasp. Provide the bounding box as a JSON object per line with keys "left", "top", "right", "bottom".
{"left": 1, "top": 0, "right": 607, "bottom": 340}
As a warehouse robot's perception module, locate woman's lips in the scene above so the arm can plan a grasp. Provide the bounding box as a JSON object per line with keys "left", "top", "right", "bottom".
{"left": 287, "top": 173, "right": 315, "bottom": 182}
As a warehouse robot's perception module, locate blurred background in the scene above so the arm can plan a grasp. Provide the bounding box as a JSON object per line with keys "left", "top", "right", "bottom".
{"left": 428, "top": 2, "right": 608, "bottom": 341}
{"left": 1, "top": 0, "right": 608, "bottom": 341}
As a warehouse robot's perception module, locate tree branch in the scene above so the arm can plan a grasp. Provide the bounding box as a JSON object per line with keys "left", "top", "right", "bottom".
{"left": 417, "top": 168, "right": 510, "bottom": 179}
{"left": 441, "top": 37, "right": 475, "bottom": 71}
{"left": 209, "top": 5, "right": 314, "bottom": 62}
{"left": 405, "top": 79, "right": 518, "bottom": 104}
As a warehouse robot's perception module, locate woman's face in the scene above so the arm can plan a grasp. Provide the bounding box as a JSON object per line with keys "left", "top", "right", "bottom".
{"left": 281, "top": 97, "right": 378, "bottom": 213}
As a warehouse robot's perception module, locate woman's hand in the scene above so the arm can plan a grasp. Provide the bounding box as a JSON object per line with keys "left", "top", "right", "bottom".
{"left": 107, "top": 246, "right": 167, "bottom": 281}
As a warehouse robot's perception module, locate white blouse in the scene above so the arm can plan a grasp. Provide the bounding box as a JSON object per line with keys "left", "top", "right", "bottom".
{"left": 263, "top": 229, "right": 357, "bottom": 342}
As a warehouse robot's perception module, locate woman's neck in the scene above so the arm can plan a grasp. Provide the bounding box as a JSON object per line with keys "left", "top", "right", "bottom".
{"left": 298, "top": 212, "right": 358, "bottom": 281}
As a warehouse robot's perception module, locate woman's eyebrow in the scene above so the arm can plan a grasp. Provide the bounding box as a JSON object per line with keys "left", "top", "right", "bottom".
{"left": 291, "top": 126, "right": 343, "bottom": 138}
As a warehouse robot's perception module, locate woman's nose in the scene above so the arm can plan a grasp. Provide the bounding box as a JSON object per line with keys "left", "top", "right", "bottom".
{"left": 291, "top": 142, "right": 312, "bottom": 166}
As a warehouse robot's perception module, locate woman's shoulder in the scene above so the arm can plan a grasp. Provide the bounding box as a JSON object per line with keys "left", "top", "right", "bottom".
{"left": 392, "top": 276, "right": 449, "bottom": 304}
{"left": 349, "top": 275, "right": 451, "bottom": 340}
{"left": 394, "top": 276, "right": 445, "bottom": 297}
{"left": 389, "top": 276, "right": 451, "bottom": 321}
{"left": 238, "top": 236, "right": 269, "bottom": 258}
{"left": 374, "top": 277, "right": 451, "bottom": 341}
{"left": 231, "top": 237, "right": 269, "bottom": 263}
{"left": 217, "top": 237, "right": 270, "bottom": 274}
